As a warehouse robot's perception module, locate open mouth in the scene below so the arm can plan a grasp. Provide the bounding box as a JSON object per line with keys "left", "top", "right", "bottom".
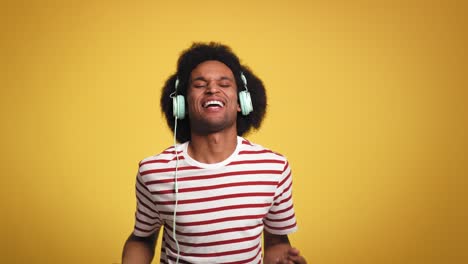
{"left": 203, "top": 100, "right": 225, "bottom": 108}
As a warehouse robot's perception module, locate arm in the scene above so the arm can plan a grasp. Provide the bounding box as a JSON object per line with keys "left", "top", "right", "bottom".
{"left": 263, "top": 230, "right": 307, "bottom": 264}
{"left": 122, "top": 229, "right": 159, "bottom": 264}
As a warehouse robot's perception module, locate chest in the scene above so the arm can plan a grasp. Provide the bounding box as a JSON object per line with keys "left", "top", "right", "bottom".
{"left": 146, "top": 167, "right": 281, "bottom": 229}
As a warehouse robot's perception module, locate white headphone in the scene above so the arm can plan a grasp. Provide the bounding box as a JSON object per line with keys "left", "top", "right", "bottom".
{"left": 170, "top": 72, "right": 253, "bottom": 119}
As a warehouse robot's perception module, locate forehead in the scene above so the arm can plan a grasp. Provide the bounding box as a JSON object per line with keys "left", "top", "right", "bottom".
{"left": 190, "top": 60, "right": 234, "bottom": 79}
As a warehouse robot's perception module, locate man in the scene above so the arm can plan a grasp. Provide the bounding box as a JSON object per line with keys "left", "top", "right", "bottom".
{"left": 122, "top": 42, "right": 306, "bottom": 264}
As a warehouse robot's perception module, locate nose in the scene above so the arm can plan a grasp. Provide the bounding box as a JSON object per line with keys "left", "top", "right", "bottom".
{"left": 205, "top": 81, "right": 220, "bottom": 94}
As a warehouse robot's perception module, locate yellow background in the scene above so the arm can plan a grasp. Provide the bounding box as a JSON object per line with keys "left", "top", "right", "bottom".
{"left": 1, "top": 0, "right": 467, "bottom": 263}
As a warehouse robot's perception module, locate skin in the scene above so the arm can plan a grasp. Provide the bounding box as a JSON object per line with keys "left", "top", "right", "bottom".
{"left": 264, "top": 231, "right": 307, "bottom": 264}
{"left": 122, "top": 60, "right": 306, "bottom": 264}
{"left": 185, "top": 60, "right": 241, "bottom": 164}
{"left": 122, "top": 231, "right": 158, "bottom": 263}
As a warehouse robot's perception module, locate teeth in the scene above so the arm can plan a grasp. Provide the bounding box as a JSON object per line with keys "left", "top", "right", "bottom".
{"left": 203, "top": 100, "right": 224, "bottom": 108}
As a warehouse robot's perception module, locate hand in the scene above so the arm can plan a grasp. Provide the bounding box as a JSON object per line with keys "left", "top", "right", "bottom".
{"left": 264, "top": 245, "right": 307, "bottom": 264}
{"left": 285, "top": 247, "right": 307, "bottom": 264}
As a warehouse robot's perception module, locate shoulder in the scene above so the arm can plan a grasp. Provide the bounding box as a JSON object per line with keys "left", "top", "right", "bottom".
{"left": 137, "top": 143, "right": 184, "bottom": 173}
{"left": 239, "top": 137, "right": 288, "bottom": 163}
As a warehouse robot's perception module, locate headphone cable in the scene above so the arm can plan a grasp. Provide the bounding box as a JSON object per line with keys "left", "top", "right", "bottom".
{"left": 172, "top": 116, "right": 180, "bottom": 264}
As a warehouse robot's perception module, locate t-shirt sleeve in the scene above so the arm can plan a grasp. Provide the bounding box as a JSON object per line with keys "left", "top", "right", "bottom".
{"left": 132, "top": 170, "right": 162, "bottom": 237}
{"left": 263, "top": 160, "right": 298, "bottom": 235}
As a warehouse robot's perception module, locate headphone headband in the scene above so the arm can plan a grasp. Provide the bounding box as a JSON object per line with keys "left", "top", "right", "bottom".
{"left": 240, "top": 71, "right": 248, "bottom": 91}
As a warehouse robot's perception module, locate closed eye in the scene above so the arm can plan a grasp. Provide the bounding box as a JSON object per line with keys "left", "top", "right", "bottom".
{"left": 192, "top": 81, "right": 207, "bottom": 88}
{"left": 218, "top": 79, "right": 233, "bottom": 88}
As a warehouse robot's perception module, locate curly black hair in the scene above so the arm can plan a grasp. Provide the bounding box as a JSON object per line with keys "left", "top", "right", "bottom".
{"left": 160, "top": 42, "right": 267, "bottom": 142}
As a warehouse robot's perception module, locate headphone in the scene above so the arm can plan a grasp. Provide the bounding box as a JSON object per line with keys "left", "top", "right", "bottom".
{"left": 170, "top": 71, "right": 253, "bottom": 119}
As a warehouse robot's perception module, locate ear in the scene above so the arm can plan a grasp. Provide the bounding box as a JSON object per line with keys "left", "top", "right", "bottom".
{"left": 237, "top": 102, "right": 241, "bottom": 112}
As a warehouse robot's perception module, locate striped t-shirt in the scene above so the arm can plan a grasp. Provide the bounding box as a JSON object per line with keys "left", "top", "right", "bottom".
{"left": 133, "top": 136, "right": 297, "bottom": 263}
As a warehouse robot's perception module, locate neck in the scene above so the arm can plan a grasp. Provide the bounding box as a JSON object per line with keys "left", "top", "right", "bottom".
{"left": 188, "top": 130, "right": 238, "bottom": 164}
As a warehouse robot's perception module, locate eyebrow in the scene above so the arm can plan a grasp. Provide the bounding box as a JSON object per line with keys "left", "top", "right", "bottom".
{"left": 191, "top": 76, "right": 234, "bottom": 82}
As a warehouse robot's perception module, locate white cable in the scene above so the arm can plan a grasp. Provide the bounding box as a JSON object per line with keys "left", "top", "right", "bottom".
{"left": 172, "top": 116, "right": 180, "bottom": 264}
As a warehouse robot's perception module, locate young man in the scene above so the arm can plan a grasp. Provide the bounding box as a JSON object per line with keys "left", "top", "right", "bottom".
{"left": 122, "top": 42, "right": 306, "bottom": 264}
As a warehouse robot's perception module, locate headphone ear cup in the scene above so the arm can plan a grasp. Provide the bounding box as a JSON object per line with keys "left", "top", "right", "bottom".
{"left": 172, "top": 95, "right": 186, "bottom": 119}
{"left": 239, "top": 91, "right": 253, "bottom": 115}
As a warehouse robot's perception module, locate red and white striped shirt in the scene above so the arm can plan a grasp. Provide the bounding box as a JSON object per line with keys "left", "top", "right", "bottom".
{"left": 133, "top": 137, "right": 297, "bottom": 263}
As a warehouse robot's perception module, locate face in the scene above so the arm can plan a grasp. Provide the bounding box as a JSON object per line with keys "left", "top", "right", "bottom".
{"left": 186, "top": 60, "right": 241, "bottom": 135}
